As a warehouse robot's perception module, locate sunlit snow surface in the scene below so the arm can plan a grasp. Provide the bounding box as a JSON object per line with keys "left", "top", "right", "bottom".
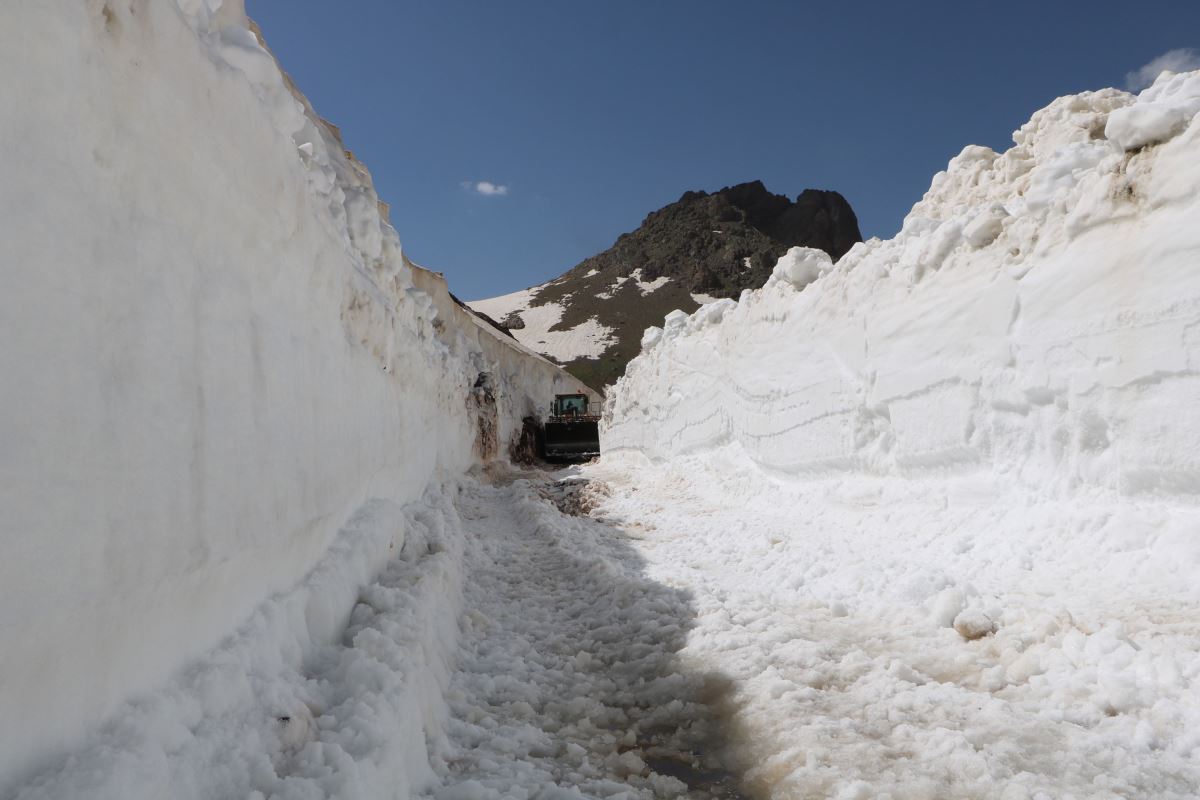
{"left": 587, "top": 451, "right": 1200, "bottom": 798}
{"left": 598, "top": 69, "right": 1200, "bottom": 797}
{"left": 8, "top": 0, "right": 1200, "bottom": 792}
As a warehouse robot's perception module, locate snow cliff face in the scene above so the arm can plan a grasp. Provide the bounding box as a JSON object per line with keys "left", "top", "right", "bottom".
{"left": 0, "top": 0, "right": 590, "bottom": 787}
{"left": 606, "top": 71, "right": 1200, "bottom": 496}
{"left": 599, "top": 72, "right": 1200, "bottom": 795}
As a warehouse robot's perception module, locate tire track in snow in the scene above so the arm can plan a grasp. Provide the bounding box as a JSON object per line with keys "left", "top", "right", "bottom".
{"left": 424, "top": 475, "right": 747, "bottom": 800}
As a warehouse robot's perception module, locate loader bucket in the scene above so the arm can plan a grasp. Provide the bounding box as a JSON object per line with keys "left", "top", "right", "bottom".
{"left": 543, "top": 418, "right": 600, "bottom": 461}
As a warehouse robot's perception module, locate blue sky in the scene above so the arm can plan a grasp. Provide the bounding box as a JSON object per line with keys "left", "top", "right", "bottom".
{"left": 246, "top": 0, "right": 1198, "bottom": 300}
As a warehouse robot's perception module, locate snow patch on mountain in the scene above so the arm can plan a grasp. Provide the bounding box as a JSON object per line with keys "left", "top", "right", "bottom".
{"left": 632, "top": 269, "right": 672, "bottom": 295}
{"left": 469, "top": 290, "right": 616, "bottom": 361}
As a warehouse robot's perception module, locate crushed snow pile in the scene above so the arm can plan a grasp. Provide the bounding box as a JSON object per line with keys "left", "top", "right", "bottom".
{"left": 0, "top": 0, "right": 582, "bottom": 790}
{"left": 598, "top": 70, "right": 1200, "bottom": 797}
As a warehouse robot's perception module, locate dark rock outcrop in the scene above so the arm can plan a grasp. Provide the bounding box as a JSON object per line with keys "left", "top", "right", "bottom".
{"left": 471, "top": 181, "right": 862, "bottom": 390}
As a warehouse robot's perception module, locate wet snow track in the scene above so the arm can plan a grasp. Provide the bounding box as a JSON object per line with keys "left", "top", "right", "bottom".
{"left": 424, "top": 474, "right": 746, "bottom": 800}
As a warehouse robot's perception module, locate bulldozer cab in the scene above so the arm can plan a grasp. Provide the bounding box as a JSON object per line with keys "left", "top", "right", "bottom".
{"left": 542, "top": 393, "right": 600, "bottom": 461}
{"left": 552, "top": 394, "right": 589, "bottom": 418}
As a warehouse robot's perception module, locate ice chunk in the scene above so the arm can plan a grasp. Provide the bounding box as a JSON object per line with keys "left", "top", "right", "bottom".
{"left": 962, "top": 204, "right": 1008, "bottom": 248}
{"left": 952, "top": 608, "right": 996, "bottom": 640}
{"left": 770, "top": 246, "right": 832, "bottom": 290}
{"left": 1107, "top": 69, "right": 1200, "bottom": 150}
{"left": 929, "top": 588, "right": 964, "bottom": 628}
{"left": 614, "top": 750, "right": 646, "bottom": 776}
{"left": 641, "top": 326, "right": 663, "bottom": 349}
{"left": 1106, "top": 103, "right": 1191, "bottom": 150}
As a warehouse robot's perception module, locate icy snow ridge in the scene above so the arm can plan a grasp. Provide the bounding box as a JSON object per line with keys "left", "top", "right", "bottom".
{"left": 599, "top": 71, "right": 1200, "bottom": 796}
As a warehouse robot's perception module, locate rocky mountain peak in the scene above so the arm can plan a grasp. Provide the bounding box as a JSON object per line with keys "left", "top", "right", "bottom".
{"left": 469, "top": 181, "right": 862, "bottom": 389}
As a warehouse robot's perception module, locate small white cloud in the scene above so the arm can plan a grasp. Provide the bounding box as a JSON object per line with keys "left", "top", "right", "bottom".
{"left": 462, "top": 180, "right": 509, "bottom": 197}
{"left": 1126, "top": 48, "right": 1200, "bottom": 91}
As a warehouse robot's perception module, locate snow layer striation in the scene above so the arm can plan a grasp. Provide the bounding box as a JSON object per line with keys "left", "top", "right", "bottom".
{"left": 600, "top": 71, "right": 1200, "bottom": 796}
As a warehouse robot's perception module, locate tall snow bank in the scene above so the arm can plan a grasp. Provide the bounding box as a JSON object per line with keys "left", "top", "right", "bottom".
{"left": 600, "top": 72, "right": 1200, "bottom": 796}
{"left": 606, "top": 71, "right": 1200, "bottom": 496}
{"left": 0, "top": 0, "right": 588, "bottom": 789}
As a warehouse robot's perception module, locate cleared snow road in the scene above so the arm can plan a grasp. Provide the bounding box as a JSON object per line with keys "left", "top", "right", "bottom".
{"left": 432, "top": 464, "right": 1200, "bottom": 799}
{"left": 17, "top": 467, "right": 1197, "bottom": 799}
{"left": 424, "top": 473, "right": 744, "bottom": 799}
{"left": 10, "top": 473, "right": 741, "bottom": 800}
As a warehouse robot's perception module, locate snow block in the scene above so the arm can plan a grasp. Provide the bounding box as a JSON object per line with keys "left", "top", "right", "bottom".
{"left": 770, "top": 246, "right": 833, "bottom": 290}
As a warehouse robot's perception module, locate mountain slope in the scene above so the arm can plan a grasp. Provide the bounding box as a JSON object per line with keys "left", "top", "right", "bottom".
{"left": 470, "top": 181, "right": 861, "bottom": 389}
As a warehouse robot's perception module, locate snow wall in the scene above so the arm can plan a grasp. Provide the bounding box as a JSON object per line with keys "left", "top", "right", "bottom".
{"left": 601, "top": 76, "right": 1200, "bottom": 791}
{"left": 606, "top": 71, "right": 1200, "bottom": 497}
{"left": 604, "top": 73, "right": 1200, "bottom": 601}
{"left": 0, "top": 0, "right": 592, "bottom": 788}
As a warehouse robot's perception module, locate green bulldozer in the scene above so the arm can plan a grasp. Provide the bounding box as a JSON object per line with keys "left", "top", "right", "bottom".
{"left": 542, "top": 393, "right": 601, "bottom": 461}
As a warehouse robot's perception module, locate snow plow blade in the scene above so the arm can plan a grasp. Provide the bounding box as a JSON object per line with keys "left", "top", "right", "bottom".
{"left": 542, "top": 419, "right": 600, "bottom": 461}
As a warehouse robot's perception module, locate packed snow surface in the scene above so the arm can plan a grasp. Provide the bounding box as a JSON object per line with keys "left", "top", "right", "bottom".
{"left": 13, "top": 473, "right": 741, "bottom": 800}
{"left": 426, "top": 474, "right": 740, "bottom": 800}
{"left": 599, "top": 70, "right": 1200, "bottom": 796}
